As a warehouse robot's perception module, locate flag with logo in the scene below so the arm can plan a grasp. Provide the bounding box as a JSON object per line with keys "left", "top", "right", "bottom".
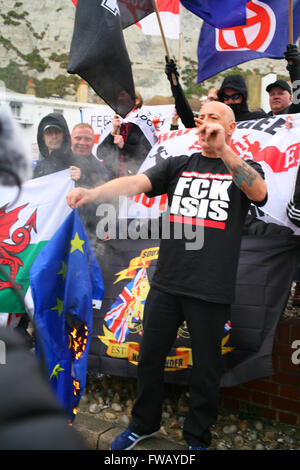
{"left": 68, "top": 0, "right": 154, "bottom": 117}
{"left": 97, "top": 107, "right": 158, "bottom": 149}
{"left": 197, "top": 0, "right": 300, "bottom": 82}
{"left": 180, "top": 0, "right": 247, "bottom": 29}
{"left": 0, "top": 170, "right": 73, "bottom": 313}
{"left": 30, "top": 209, "right": 104, "bottom": 421}
{"left": 81, "top": 103, "right": 173, "bottom": 151}
{"left": 137, "top": 0, "right": 180, "bottom": 40}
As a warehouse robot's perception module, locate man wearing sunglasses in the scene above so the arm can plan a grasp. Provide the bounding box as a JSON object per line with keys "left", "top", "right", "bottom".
{"left": 217, "top": 74, "right": 267, "bottom": 122}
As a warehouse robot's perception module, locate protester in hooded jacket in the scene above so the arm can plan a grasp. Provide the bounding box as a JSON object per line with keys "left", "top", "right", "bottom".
{"left": 217, "top": 75, "right": 267, "bottom": 122}
{"left": 33, "top": 113, "right": 74, "bottom": 178}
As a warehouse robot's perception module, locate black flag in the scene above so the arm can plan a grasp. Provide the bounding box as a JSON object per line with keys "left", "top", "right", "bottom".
{"left": 68, "top": 0, "right": 153, "bottom": 117}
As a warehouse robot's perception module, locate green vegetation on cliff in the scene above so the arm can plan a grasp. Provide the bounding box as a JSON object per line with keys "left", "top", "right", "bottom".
{"left": 0, "top": 61, "right": 80, "bottom": 98}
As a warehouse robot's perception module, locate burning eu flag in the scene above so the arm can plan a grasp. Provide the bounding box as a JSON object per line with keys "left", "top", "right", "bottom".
{"left": 30, "top": 210, "right": 104, "bottom": 421}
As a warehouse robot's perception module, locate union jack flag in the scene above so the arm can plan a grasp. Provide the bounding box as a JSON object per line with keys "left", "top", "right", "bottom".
{"left": 104, "top": 268, "right": 148, "bottom": 344}
{"left": 224, "top": 320, "right": 232, "bottom": 334}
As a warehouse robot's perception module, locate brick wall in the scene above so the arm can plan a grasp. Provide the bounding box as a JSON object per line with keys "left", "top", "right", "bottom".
{"left": 220, "top": 318, "right": 300, "bottom": 427}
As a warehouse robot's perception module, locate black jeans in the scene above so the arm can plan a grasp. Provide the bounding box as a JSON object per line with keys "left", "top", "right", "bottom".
{"left": 129, "top": 286, "right": 229, "bottom": 447}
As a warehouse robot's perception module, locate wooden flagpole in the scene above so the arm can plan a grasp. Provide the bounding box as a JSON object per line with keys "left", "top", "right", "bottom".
{"left": 178, "top": 32, "right": 182, "bottom": 74}
{"left": 289, "top": 0, "right": 293, "bottom": 44}
{"left": 152, "top": 0, "right": 178, "bottom": 85}
{"left": 152, "top": 0, "right": 171, "bottom": 59}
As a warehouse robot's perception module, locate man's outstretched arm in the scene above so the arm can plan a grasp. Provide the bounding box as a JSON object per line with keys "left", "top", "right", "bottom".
{"left": 66, "top": 173, "right": 152, "bottom": 209}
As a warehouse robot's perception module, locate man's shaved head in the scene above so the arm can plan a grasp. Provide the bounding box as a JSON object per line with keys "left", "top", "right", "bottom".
{"left": 196, "top": 100, "right": 236, "bottom": 156}
{"left": 199, "top": 101, "right": 235, "bottom": 124}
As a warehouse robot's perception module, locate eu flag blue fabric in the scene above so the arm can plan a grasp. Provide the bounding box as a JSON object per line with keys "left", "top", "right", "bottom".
{"left": 30, "top": 210, "right": 104, "bottom": 421}
{"left": 180, "top": 0, "right": 247, "bottom": 29}
{"left": 197, "top": 0, "right": 300, "bottom": 83}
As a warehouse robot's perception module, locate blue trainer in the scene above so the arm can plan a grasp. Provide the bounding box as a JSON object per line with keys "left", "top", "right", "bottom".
{"left": 110, "top": 428, "right": 159, "bottom": 450}
{"left": 188, "top": 446, "right": 208, "bottom": 450}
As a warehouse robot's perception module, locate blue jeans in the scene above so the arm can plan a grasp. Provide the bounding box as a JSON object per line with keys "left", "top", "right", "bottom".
{"left": 129, "top": 287, "right": 229, "bottom": 447}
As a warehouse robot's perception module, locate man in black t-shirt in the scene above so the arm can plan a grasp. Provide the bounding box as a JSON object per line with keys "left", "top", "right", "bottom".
{"left": 66, "top": 101, "right": 267, "bottom": 451}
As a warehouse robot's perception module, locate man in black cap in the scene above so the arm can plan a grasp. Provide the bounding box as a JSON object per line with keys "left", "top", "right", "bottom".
{"left": 266, "top": 79, "right": 294, "bottom": 115}
{"left": 266, "top": 77, "right": 300, "bottom": 116}
{"left": 41, "top": 124, "right": 64, "bottom": 154}
{"left": 266, "top": 44, "right": 300, "bottom": 116}
{"left": 33, "top": 113, "right": 73, "bottom": 178}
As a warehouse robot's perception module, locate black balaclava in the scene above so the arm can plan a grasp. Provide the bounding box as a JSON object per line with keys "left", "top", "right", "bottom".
{"left": 217, "top": 74, "right": 249, "bottom": 116}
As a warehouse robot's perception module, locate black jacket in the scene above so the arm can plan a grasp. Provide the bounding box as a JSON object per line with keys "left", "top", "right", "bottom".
{"left": 218, "top": 75, "right": 267, "bottom": 122}
{"left": 97, "top": 123, "right": 152, "bottom": 178}
{"left": 267, "top": 101, "right": 300, "bottom": 116}
{"left": 165, "top": 59, "right": 196, "bottom": 128}
{"left": 33, "top": 113, "right": 74, "bottom": 178}
{"left": 168, "top": 81, "right": 196, "bottom": 128}
{"left": 72, "top": 152, "right": 112, "bottom": 187}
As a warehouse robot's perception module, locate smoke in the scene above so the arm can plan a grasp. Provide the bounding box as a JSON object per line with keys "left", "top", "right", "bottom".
{"left": 0, "top": 106, "right": 32, "bottom": 186}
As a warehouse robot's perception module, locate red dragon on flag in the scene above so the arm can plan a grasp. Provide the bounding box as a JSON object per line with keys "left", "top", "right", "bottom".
{"left": 0, "top": 204, "right": 37, "bottom": 291}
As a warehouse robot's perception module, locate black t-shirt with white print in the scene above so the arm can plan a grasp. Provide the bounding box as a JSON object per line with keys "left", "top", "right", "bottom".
{"left": 144, "top": 152, "right": 266, "bottom": 305}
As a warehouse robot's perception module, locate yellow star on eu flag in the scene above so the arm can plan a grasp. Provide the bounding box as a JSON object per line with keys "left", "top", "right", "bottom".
{"left": 51, "top": 297, "right": 64, "bottom": 317}
{"left": 58, "top": 261, "right": 67, "bottom": 280}
{"left": 70, "top": 232, "right": 85, "bottom": 254}
{"left": 50, "top": 363, "right": 64, "bottom": 381}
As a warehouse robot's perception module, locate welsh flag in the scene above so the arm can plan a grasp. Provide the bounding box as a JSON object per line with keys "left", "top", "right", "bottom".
{"left": 0, "top": 170, "right": 74, "bottom": 313}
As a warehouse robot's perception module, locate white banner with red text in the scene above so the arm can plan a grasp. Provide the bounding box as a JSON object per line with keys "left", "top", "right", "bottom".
{"left": 118, "top": 114, "right": 300, "bottom": 235}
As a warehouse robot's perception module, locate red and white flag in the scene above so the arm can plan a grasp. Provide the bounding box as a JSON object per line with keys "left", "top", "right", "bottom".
{"left": 136, "top": 0, "right": 180, "bottom": 39}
